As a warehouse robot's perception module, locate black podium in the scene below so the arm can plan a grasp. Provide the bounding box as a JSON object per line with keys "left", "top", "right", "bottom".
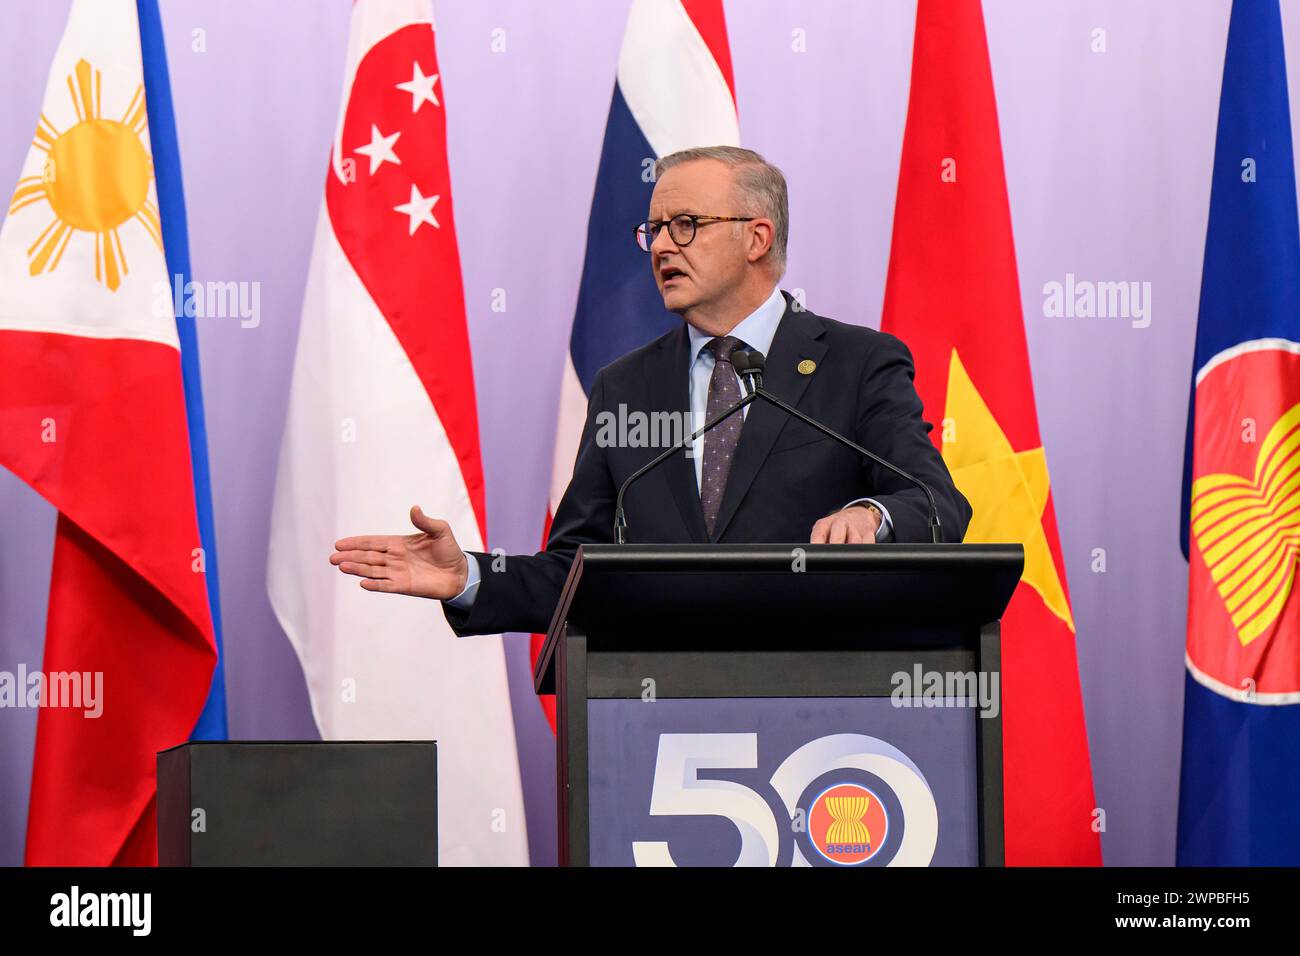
{"left": 534, "top": 543, "right": 1022, "bottom": 867}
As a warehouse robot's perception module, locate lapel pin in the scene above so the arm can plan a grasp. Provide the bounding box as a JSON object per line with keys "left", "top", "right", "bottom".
{"left": 797, "top": 359, "right": 817, "bottom": 375}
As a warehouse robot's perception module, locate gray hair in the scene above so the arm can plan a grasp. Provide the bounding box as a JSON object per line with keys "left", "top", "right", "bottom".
{"left": 654, "top": 146, "right": 789, "bottom": 275}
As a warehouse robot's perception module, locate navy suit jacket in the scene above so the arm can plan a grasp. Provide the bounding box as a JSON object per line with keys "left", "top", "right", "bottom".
{"left": 444, "top": 292, "right": 971, "bottom": 637}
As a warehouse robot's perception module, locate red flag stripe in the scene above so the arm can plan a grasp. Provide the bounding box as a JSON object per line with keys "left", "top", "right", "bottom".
{"left": 681, "top": 0, "right": 736, "bottom": 105}
{"left": 325, "top": 23, "right": 487, "bottom": 541}
{"left": 0, "top": 331, "right": 215, "bottom": 865}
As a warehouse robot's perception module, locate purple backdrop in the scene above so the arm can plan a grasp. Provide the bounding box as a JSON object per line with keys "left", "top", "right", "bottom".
{"left": 3, "top": 0, "right": 1297, "bottom": 866}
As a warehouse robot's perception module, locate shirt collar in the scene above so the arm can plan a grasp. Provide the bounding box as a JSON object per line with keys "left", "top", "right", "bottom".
{"left": 687, "top": 285, "right": 787, "bottom": 362}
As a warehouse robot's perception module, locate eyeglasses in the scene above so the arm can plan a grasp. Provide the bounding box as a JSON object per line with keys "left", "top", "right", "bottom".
{"left": 633, "top": 213, "right": 756, "bottom": 252}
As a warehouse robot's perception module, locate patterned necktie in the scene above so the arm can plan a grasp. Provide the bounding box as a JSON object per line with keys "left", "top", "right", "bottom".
{"left": 700, "top": 335, "right": 745, "bottom": 536}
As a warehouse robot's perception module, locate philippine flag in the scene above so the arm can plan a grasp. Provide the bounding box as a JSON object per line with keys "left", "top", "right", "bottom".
{"left": 267, "top": 0, "right": 528, "bottom": 866}
{"left": 1178, "top": 0, "right": 1300, "bottom": 865}
{"left": 531, "top": 0, "right": 739, "bottom": 727}
{"left": 0, "top": 0, "right": 220, "bottom": 864}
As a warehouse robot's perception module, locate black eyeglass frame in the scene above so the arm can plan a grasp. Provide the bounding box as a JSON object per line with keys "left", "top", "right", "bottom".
{"left": 633, "top": 213, "right": 756, "bottom": 252}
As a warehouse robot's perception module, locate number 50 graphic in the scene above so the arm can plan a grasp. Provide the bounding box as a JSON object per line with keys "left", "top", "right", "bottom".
{"left": 631, "top": 733, "right": 939, "bottom": 867}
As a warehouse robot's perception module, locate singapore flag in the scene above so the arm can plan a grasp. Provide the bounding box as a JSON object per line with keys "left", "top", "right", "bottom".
{"left": 267, "top": 0, "right": 527, "bottom": 866}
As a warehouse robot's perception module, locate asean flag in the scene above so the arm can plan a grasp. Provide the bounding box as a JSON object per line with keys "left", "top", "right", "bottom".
{"left": 0, "top": 0, "right": 216, "bottom": 864}
{"left": 267, "top": 0, "right": 528, "bottom": 865}
{"left": 1178, "top": 0, "right": 1300, "bottom": 865}
{"left": 880, "top": 0, "right": 1101, "bottom": 865}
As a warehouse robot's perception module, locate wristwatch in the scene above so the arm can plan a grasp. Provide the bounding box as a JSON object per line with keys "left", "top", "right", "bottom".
{"left": 847, "top": 500, "right": 883, "bottom": 526}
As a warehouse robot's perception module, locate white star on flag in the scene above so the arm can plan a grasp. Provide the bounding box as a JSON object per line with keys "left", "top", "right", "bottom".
{"left": 354, "top": 124, "right": 401, "bottom": 175}
{"left": 394, "top": 184, "right": 441, "bottom": 234}
{"left": 396, "top": 61, "right": 440, "bottom": 112}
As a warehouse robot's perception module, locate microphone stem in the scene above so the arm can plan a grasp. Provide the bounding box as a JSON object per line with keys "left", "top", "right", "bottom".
{"left": 614, "top": 391, "right": 758, "bottom": 543}
{"left": 752, "top": 386, "right": 944, "bottom": 544}
{"left": 613, "top": 381, "right": 944, "bottom": 545}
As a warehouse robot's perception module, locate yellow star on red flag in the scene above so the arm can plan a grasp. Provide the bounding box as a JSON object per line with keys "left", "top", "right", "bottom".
{"left": 941, "top": 349, "right": 1075, "bottom": 632}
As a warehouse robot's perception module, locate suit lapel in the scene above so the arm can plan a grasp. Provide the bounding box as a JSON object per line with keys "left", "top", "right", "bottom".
{"left": 711, "top": 297, "right": 828, "bottom": 541}
{"left": 644, "top": 325, "right": 709, "bottom": 543}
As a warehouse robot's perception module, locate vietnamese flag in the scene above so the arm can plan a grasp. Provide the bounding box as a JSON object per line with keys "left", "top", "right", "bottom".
{"left": 880, "top": 0, "right": 1102, "bottom": 865}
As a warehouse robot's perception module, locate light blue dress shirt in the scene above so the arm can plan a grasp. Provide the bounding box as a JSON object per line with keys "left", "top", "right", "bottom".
{"left": 448, "top": 285, "right": 892, "bottom": 609}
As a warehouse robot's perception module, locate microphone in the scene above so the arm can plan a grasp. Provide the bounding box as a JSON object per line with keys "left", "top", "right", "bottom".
{"left": 732, "top": 348, "right": 762, "bottom": 394}
{"left": 732, "top": 349, "right": 944, "bottom": 544}
{"left": 613, "top": 385, "right": 757, "bottom": 544}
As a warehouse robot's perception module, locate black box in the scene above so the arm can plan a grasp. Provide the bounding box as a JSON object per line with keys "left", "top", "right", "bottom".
{"left": 156, "top": 741, "right": 437, "bottom": 866}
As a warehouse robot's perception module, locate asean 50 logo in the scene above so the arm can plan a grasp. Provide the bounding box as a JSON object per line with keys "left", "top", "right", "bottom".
{"left": 633, "top": 732, "right": 939, "bottom": 866}
{"left": 807, "top": 782, "right": 890, "bottom": 865}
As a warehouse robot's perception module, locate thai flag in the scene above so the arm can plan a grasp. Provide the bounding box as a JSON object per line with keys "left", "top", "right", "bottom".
{"left": 1178, "top": 0, "right": 1300, "bottom": 865}
{"left": 532, "top": 0, "right": 739, "bottom": 727}
{"left": 0, "top": 0, "right": 222, "bottom": 864}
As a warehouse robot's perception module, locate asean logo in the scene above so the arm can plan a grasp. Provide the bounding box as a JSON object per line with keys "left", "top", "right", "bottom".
{"left": 808, "top": 782, "right": 889, "bottom": 865}
{"left": 1188, "top": 341, "right": 1300, "bottom": 700}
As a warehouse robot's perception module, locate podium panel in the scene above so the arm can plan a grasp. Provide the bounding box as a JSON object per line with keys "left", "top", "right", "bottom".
{"left": 588, "top": 697, "right": 979, "bottom": 866}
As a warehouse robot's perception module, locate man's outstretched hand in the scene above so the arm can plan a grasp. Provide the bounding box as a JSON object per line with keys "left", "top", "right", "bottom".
{"left": 330, "top": 505, "right": 469, "bottom": 599}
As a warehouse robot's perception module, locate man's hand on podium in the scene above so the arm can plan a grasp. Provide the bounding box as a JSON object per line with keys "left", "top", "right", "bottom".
{"left": 330, "top": 505, "right": 469, "bottom": 599}
{"left": 810, "top": 502, "right": 882, "bottom": 544}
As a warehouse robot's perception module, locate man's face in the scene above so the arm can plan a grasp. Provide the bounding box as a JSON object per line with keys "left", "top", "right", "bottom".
{"left": 647, "top": 160, "right": 751, "bottom": 316}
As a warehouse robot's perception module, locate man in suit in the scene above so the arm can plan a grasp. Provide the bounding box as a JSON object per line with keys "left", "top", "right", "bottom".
{"left": 330, "top": 146, "right": 971, "bottom": 636}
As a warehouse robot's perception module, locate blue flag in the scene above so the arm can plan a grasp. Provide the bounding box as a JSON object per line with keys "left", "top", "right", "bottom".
{"left": 1178, "top": 0, "right": 1300, "bottom": 865}
{"left": 138, "top": 0, "right": 228, "bottom": 739}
